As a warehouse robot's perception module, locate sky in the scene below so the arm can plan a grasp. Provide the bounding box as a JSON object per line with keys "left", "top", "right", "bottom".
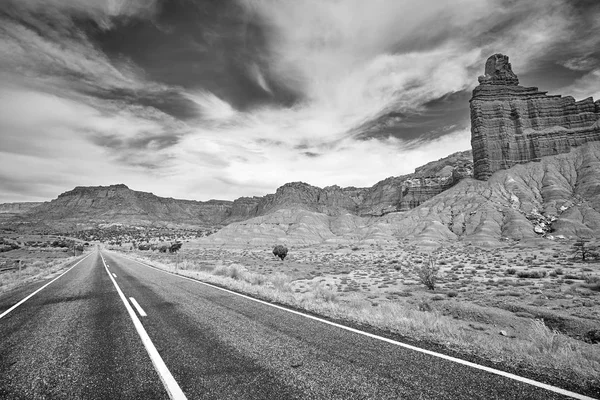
{"left": 1, "top": 0, "right": 600, "bottom": 203}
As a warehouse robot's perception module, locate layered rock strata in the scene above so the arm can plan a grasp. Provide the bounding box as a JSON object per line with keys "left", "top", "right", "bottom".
{"left": 224, "top": 150, "right": 473, "bottom": 221}
{"left": 471, "top": 53, "right": 600, "bottom": 180}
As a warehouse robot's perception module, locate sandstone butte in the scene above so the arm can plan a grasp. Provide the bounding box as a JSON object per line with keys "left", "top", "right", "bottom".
{"left": 471, "top": 53, "right": 600, "bottom": 180}
{"left": 3, "top": 54, "right": 600, "bottom": 246}
{"left": 199, "top": 54, "right": 600, "bottom": 247}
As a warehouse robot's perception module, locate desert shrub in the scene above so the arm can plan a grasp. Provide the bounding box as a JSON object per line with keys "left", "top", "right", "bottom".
{"left": 585, "top": 329, "right": 600, "bottom": 344}
{"left": 447, "top": 291, "right": 458, "bottom": 298}
{"left": 583, "top": 274, "right": 600, "bottom": 284}
{"left": 571, "top": 239, "right": 599, "bottom": 261}
{"left": 273, "top": 244, "right": 288, "bottom": 261}
{"left": 416, "top": 255, "right": 439, "bottom": 290}
{"left": 212, "top": 264, "right": 243, "bottom": 280}
{"left": 138, "top": 244, "right": 151, "bottom": 251}
{"left": 311, "top": 283, "right": 337, "bottom": 302}
{"left": 506, "top": 268, "right": 516, "bottom": 275}
{"left": 269, "top": 273, "right": 292, "bottom": 291}
{"left": 528, "top": 319, "right": 568, "bottom": 354}
{"left": 516, "top": 270, "right": 546, "bottom": 279}
{"left": 418, "top": 301, "right": 433, "bottom": 312}
{"left": 169, "top": 242, "right": 182, "bottom": 253}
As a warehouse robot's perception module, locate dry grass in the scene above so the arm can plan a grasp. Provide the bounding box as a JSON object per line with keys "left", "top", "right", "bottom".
{"left": 124, "top": 248, "right": 600, "bottom": 391}
{"left": 0, "top": 255, "right": 83, "bottom": 294}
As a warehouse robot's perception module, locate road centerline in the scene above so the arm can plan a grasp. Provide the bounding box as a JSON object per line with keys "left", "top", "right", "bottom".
{"left": 129, "top": 297, "right": 148, "bottom": 317}
{"left": 99, "top": 252, "right": 187, "bottom": 400}
{"left": 112, "top": 272, "right": 117, "bottom": 278}
{"left": 0, "top": 253, "right": 93, "bottom": 320}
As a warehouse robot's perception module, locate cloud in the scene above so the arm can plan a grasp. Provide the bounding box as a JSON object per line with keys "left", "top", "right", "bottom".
{"left": 1, "top": 0, "right": 600, "bottom": 203}
{"left": 561, "top": 56, "right": 599, "bottom": 72}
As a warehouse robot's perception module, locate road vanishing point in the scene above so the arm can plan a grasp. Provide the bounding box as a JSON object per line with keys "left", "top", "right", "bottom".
{"left": 0, "top": 249, "right": 596, "bottom": 400}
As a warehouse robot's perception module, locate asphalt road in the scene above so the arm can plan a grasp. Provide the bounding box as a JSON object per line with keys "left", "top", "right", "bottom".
{"left": 0, "top": 249, "right": 593, "bottom": 399}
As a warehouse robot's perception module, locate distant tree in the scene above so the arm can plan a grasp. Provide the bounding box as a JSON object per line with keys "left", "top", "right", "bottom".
{"left": 273, "top": 245, "right": 288, "bottom": 261}
{"left": 169, "top": 242, "right": 183, "bottom": 253}
{"left": 417, "top": 255, "right": 439, "bottom": 290}
{"left": 572, "top": 240, "right": 599, "bottom": 261}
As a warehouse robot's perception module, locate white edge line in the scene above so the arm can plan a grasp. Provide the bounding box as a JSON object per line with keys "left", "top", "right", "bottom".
{"left": 116, "top": 251, "right": 596, "bottom": 400}
{"left": 0, "top": 253, "right": 93, "bottom": 320}
{"left": 99, "top": 252, "right": 186, "bottom": 400}
{"left": 129, "top": 297, "right": 148, "bottom": 317}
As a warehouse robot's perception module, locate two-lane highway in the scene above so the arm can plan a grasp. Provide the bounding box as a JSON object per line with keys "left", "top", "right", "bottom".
{"left": 0, "top": 252, "right": 166, "bottom": 399}
{"left": 0, "top": 249, "right": 595, "bottom": 399}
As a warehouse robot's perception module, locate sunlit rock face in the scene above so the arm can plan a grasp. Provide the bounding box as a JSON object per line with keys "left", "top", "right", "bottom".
{"left": 471, "top": 53, "right": 600, "bottom": 180}
{"left": 222, "top": 151, "right": 474, "bottom": 222}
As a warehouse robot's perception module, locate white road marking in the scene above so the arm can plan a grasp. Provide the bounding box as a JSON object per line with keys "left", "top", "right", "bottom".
{"left": 0, "top": 253, "right": 93, "bottom": 320}
{"left": 129, "top": 297, "right": 147, "bottom": 317}
{"left": 99, "top": 253, "right": 186, "bottom": 400}
{"left": 119, "top": 252, "right": 595, "bottom": 400}
{"left": 112, "top": 273, "right": 117, "bottom": 278}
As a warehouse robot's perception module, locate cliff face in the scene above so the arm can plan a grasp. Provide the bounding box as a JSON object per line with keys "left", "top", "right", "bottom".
{"left": 471, "top": 53, "right": 600, "bottom": 180}
{"left": 223, "top": 150, "right": 473, "bottom": 222}
{"left": 204, "top": 142, "right": 600, "bottom": 246}
{"left": 3, "top": 151, "right": 473, "bottom": 231}
{"left": 22, "top": 184, "right": 232, "bottom": 229}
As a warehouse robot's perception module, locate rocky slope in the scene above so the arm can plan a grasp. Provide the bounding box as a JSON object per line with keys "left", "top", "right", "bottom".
{"left": 202, "top": 142, "right": 600, "bottom": 246}
{"left": 225, "top": 150, "right": 473, "bottom": 222}
{"left": 471, "top": 53, "right": 600, "bottom": 180}
{"left": 13, "top": 184, "right": 232, "bottom": 230}
{"left": 1, "top": 151, "right": 473, "bottom": 231}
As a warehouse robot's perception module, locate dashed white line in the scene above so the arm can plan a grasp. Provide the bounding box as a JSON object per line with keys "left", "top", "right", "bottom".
{"left": 129, "top": 297, "right": 147, "bottom": 317}
{"left": 99, "top": 252, "right": 186, "bottom": 400}
{"left": 0, "top": 253, "right": 93, "bottom": 320}
{"left": 118, "top": 251, "right": 596, "bottom": 400}
{"left": 112, "top": 272, "right": 117, "bottom": 278}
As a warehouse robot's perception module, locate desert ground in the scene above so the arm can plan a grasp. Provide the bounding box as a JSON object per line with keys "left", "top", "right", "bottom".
{"left": 0, "top": 233, "right": 87, "bottom": 293}
{"left": 120, "top": 240, "right": 600, "bottom": 392}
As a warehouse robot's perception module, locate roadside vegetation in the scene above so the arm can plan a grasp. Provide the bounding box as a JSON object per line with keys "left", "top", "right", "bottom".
{"left": 123, "top": 242, "right": 600, "bottom": 393}
{"left": 0, "top": 234, "right": 88, "bottom": 294}
{"left": 0, "top": 254, "right": 84, "bottom": 294}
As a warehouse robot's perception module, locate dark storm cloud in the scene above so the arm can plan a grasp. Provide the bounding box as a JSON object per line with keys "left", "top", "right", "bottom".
{"left": 354, "top": 91, "right": 471, "bottom": 142}
{"left": 89, "top": 0, "right": 299, "bottom": 110}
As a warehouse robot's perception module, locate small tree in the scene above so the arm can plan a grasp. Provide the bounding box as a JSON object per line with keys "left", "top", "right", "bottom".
{"left": 273, "top": 244, "right": 288, "bottom": 261}
{"left": 417, "top": 255, "right": 439, "bottom": 290}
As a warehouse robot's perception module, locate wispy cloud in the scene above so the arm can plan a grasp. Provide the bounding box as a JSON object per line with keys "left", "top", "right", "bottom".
{"left": 1, "top": 0, "right": 599, "bottom": 202}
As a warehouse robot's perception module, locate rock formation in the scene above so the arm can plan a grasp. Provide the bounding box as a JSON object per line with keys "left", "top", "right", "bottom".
{"left": 17, "top": 184, "right": 232, "bottom": 230}
{"left": 2, "top": 151, "right": 473, "bottom": 232}
{"left": 204, "top": 142, "right": 600, "bottom": 246}
{"left": 471, "top": 53, "right": 600, "bottom": 180}
{"left": 223, "top": 150, "right": 473, "bottom": 222}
